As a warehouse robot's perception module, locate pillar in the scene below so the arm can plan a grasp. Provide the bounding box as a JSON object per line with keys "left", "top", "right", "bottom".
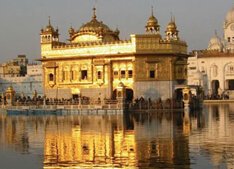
{"left": 182, "top": 87, "right": 191, "bottom": 111}
{"left": 116, "top": 82, "right": 126, "bottom": 110}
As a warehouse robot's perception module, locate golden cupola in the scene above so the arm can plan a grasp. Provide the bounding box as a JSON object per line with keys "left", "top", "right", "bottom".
{"left": 69, "top": 8, "right": 120, "bottom": 43}
{"left": 165, "top": 16, "right": 179, "bottom": 40}
{"left": 41, "top": 17, "right": 59, "bottom": 34}
{"left": 40, "top": 17, "right": 59, "bottom": 44}
{"left": 145, "top": 7, "right": 160, "bottom": 34}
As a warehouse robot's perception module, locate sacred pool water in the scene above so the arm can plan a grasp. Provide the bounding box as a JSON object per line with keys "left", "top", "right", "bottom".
{"left": 0, "top": 104, "right": 234, "bottom": 169}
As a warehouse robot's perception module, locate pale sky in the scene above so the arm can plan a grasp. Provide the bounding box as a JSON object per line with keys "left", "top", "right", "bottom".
{"left": 0, "top": 0, "right": 233, "bottom": 62}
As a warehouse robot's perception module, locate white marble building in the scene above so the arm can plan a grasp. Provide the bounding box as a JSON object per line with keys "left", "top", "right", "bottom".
{"left": 0, "top": 64, "right": 43, "bottom": 98}
{"left": 188, "top": 7, "right": 234, "bottom": 98}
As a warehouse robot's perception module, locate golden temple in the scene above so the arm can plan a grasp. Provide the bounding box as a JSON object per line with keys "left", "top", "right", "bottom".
{"left": 40, "top": 8, "right": 188, "bottom": 101}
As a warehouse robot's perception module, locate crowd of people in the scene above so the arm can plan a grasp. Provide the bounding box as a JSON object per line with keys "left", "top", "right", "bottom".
{"left": 130, "top": 97, "right": 184, "bottom": 110}
{"left": 0, "top": 91, "right": 230, "bottom": 109}
{"left": 203, "top": 92, "right": 230, "bottom": 100}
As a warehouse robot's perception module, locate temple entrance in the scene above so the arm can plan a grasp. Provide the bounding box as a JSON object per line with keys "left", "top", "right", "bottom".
{"left": 72, "top": 94, "right": 79, "bottom": 100}
{"left": 211, "top": 80, "right": 219, "bottom": 95}
{"left": 126, "top": 89, "right": 134, "bottom": 102}
{"left": 228, "top": 80, "right": 234, "bottom": 90}
{"left": 112, "top": 88, "right": 133, "bottom": 101}
{"left": 112, "top": 89, "right": 117, "bottom": 100}
{"left": 174, "top": 88, "right": 183, "bottom": 101}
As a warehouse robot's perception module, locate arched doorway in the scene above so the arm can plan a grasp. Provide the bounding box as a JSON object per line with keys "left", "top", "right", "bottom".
{"left": 228, "top": 80, "right": 234, "bottom": 90}
{"left": 126, "top": 88, "right": 134, "bottom": 102}
{"left": 211, "top": 80, "right": 219, "bottom": 95}
{"left": 174, "top": 88, "right": 183, "bottom": 101}
{"left": 112, "top": 88, "right": 134, "bottom": 101}
{"left": 112, "top": 89, "right": 117, "bottom": 100}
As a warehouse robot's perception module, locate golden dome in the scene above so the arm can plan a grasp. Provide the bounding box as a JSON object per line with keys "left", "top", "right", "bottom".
{"left": 78, "top": 8, "right": 112, "bottom": 34}
{"left": 146, "top": 15, "right": 158, "bottom": 27}
{"left": 41, "top": 17, "right": 58, "bottom": 34}
{"left": 70, "top": 8, "right": 119, "bottom": 43}
{"left": 166, "top": 21, "right": 177, "bottom": 32}
{"left": 166, "top": 15, "right": 178, "bottom": 33}
{"left": 165, "top": 16, "right": 179, "bottom": 40}
{"left": 145, "top": 7, "right": 160, "bottom": 33}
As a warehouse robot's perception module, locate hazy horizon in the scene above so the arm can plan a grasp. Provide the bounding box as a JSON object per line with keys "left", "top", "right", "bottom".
{"left": 0, "top": 0, "right": 233, "bottom": 62}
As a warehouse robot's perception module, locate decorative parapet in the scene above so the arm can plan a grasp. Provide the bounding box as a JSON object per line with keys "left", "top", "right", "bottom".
{"left": 41, "top": 34, "right": 188, "bottom": 58}
{"left": 132, "top": 34, "right": 187, "bottom": 55}
{"left": 53, "top": 40, "right": 131, "bottom": 49}
{"left": 42, "top": 40, "right": 135, "bottom": 58}
{"left": 192, "top": 49, "right": 234, "bottom": 58}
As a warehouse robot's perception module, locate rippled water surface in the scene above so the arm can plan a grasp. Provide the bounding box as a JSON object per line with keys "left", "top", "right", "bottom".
{"left": 1, "top": 104, "right": 234, "bottom": 169}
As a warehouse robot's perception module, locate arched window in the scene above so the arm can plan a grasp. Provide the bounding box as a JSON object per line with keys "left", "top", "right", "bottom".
{"left": 229, "top": 65, "right": 234, "bottom": 72}
{"left": 49, "top": 73, "right": 54, "bottom": 81}
{"left": 225, "top": 64, "right": 234, "bottom": 75}
{"left": 81, "top": 70, "right": 88, "bottom": 80}
{"left": 97, "top": 71, "right": 102, "bottom": 79}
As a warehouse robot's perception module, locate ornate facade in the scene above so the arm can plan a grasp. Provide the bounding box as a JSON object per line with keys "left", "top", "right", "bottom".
{"left": 40, "top": 8, "right": 187, "bottom": 100}
{"left": 188, "top": 6, "right": 234, "bottom": 98}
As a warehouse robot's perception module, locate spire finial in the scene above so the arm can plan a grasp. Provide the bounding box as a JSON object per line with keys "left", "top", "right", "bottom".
{"left": 92, "top": 7, "right": 97, "bottom": 19}
{"left": 170, "top": 12, "right": 173, "bottom": 22}
{"left": 170, "top": 13, "right": 175, "bottom": 23}
{"left": 48, "top": 16, "right": 51, "bottom": 26}
{"left": 151, "top": 6, "right": 154, "bottom": 16}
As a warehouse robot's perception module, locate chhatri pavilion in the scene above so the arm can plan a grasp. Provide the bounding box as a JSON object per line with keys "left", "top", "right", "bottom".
{"left": 40, "top": 8, "right": 188, "bottom": 101}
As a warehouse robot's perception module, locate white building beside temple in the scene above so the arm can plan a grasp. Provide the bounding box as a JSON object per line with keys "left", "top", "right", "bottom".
{"left": 0, "top": 64, "right": 43, "bottom": 98}
{"left": 188, "top": 7, "right": 234, "bottom": 98}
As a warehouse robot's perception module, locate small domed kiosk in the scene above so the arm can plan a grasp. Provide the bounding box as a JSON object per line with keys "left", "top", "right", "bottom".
{"left": 5, "top": 86, "right": 15, "bottom": 106}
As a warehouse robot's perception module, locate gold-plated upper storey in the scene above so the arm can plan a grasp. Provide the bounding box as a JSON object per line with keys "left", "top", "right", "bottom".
{"left": 40, "top": 7, "right": 187, "bottom": 58}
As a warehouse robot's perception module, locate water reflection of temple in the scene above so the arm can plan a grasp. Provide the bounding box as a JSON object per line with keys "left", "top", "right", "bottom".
{"left": 0, "top": 110, "right": 191, "bottom": 169}
{"left": 186, "top": 104, "right": 234, "bottom": 169}
{"left": 1, "top": 105, "right": 234, "bottom": 168}
{"left": 0, "top": 113, "right": 45, "bottom": 154}
{"left": 44, "top": 115, "right": 135, "bottom": 168}
{"left": 43, "top": 112, "right": 190, "bottom": 169}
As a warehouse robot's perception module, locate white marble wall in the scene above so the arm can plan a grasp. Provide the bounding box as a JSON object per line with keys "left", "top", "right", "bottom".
{"left": 134, "top": 81, "right": 173, "bottom": 100}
